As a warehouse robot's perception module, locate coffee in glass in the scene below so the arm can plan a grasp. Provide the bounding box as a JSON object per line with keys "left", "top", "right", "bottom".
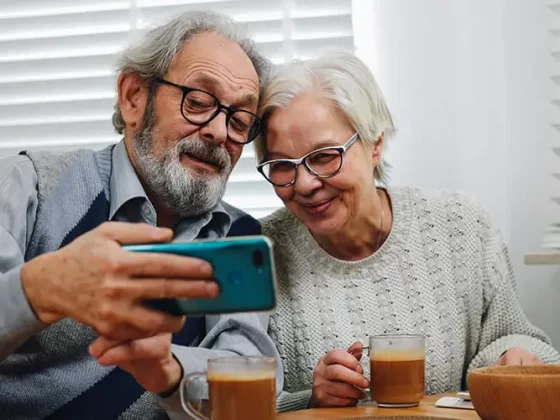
{"left": 369, "top": 334, "right": 425, "bottom": 407}
{"left": 181, "top": 356, "right": 276, "bottom": 420}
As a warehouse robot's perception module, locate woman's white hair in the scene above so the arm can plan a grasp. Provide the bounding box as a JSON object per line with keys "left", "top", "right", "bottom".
{"left": 254, "top": 50, "right": 396, "bottom": 185}
{"left": 112, "top": 10, "right": 270, "bottom": 134}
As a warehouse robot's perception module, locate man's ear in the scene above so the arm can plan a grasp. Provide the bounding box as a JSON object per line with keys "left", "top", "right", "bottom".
{"left": 372, "top": 132, "right": 384, "bottom": 166}
{"left": 117, "top": 73, "right": 148, "bottom": 132}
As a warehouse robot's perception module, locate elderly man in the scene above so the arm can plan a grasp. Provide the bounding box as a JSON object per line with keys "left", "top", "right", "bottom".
{"left": 0, "top": 10, "right": 281, "bottom": 419}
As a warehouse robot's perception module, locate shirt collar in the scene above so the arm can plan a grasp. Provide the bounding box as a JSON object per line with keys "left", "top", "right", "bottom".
{"left": 109, "top": 140, "right": 232, "bottom": 237}
{"left": 109, "top": 140, "right": 150, "bottom": 221}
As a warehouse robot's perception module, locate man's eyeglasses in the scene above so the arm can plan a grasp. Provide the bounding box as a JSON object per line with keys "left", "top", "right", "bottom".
{"left": 257, "top": 133, "right": 359, "bottom": 187}
{"left": 156, "top": 78, "right": 261, "bottom": 144}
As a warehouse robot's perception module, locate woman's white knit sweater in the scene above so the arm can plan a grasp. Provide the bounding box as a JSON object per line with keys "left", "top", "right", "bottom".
{"left": 262, "top": 187, "right": 560, "bottom": 412}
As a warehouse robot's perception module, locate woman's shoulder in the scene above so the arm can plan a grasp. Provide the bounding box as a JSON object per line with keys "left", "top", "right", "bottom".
{"left": 393, "top": 186, "right": 489, "bottom": 214}
{"left": 260, "top": 207, "right": 301, "bottom": 238}
{"left": 260, "top": 206, "right": 290, "bottom": 228}
{"left": 391, "top": 186, "right": 493, "bottom": 231}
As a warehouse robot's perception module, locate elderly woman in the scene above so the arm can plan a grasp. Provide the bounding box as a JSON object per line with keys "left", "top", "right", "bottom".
{"left": 256, "top": 51, "right": 560, "bottom": 413}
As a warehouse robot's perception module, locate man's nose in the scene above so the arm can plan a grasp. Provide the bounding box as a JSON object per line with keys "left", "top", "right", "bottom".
{"left": 198, "top": 110, "right": 228, "bottom": 146}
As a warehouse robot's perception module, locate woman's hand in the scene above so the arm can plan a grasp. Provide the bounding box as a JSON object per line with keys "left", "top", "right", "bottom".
{"left": 496, "top": 347, "right": 543, "bottom": 366}
{"left": 309, "top": 341, "right": 369, "bottom": 408}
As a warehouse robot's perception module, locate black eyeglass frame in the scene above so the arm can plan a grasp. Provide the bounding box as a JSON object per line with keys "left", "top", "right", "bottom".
{"left": 156, "top": 78, "right": 262, "bottom": 144}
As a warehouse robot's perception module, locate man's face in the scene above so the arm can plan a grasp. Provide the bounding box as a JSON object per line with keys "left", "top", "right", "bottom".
{"left": 126, "top": 32, "right": 260, "bottom": 218}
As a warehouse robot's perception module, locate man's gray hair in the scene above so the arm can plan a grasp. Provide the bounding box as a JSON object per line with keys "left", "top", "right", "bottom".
{"left": 254, "top": 50, "right": 396, "bottom": 185}
{"left": 112, "top": 10, "right": 271, "bottom": 134}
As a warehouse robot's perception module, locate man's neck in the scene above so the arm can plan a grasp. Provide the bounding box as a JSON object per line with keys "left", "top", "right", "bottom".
{"left": 149, "top": 194, "right": 180, "bottom": 230}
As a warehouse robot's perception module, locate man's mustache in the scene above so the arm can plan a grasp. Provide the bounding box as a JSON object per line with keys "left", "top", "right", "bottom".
{"left": 175, "top": 138, "right": 231, "bottom": 171}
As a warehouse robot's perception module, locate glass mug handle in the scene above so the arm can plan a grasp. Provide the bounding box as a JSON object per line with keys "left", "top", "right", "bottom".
{"left": 360, "top": 344, "right": 372, "bottom": 400}
{"left": 180, "top": 372, "right": 209, "bottom": 420}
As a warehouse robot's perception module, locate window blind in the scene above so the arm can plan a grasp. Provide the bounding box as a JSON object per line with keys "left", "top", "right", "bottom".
{"left": 0, "top": 0, "right": 356, "bottom": 218}
{"left": 553, "top": 2, "right": 560, "bottom": 140}
{"left": 542, "top": 1, "right": 560, "bottom": 248}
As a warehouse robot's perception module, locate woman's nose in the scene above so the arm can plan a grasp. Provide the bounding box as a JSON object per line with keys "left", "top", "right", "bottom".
{"left": 293, "top": 164, "right": 322, "bottom": 195}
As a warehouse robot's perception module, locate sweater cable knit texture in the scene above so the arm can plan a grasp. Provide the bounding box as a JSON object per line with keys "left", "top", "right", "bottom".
{"left": 263, "top": 187, "right": 560, "bottom": 412}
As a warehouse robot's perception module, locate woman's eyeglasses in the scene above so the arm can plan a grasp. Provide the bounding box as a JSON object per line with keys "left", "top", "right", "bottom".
{"left": 257, "top": 133, "right": 359, "bottom": 187}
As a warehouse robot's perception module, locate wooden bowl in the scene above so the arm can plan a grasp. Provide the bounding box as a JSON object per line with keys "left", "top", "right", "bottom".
{"left": 468, "top": 365, "right": 560, "bottom": 420}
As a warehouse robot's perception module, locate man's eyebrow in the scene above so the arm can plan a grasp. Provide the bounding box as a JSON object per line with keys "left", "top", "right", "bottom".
{"left": 237, "top": 93, "right": 258, "bottom": 108}
{"left": 189, "top": 75, "right": 258, "bottom": 108}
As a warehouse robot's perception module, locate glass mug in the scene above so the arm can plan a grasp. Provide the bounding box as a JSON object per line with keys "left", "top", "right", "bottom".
{"left": 367, "top": 334, "right": 426, "bottom": 407}
{"left": 181, "top": 356, "right": 277, "bottom": 420}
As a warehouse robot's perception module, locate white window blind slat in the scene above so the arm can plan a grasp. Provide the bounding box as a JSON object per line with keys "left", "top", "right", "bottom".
{"left": 0, "top": 56, "right": 116, "bottom": 84}
{"left": 0, "top": 0, "right": 357, "bottom": 218}
{"left": 0, "top": 120, "right": 116, "bottom": 144}
{"left": 136, "top": 0, "right": 239, "bottom": 7}
{"left": 0, "top": 136, "right": 116, "bottom": 148}
{"left": 0, "top": 99, "right": 114, "bottom": 125}
{"left": 0, "top": 0, "right": 129, "bottom": 19}
{"left": 138, "top": 1, "right": 282, "bottom": 24}
{"left": 0, "top": 32, "right": 128, "bottom": 63}
{"left": 552, "top": 2, "right": 560, "bottom": 146}
{"left": 0, "top": 77, "right": 115, "bottom": 106}
{"left": 543, "top": 2, "right": 560, "bottom": 248}
{"left": 0, "top": 10, "right": 130, "bottom": 41}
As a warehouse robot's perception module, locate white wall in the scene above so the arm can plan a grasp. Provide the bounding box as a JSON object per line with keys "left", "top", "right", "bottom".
{"left": 361, "top": 0, "right": 560, "bottom": 347}
{"left": 503, "top": 0, "right": 560, "bottom": 348}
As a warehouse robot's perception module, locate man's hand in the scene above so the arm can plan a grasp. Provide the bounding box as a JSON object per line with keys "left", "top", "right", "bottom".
{"left": 89, "top": 334, "right": 181, "bottom": 395}
{"left": 496, "top": 347, "right": 544, "bottom": 366}
{"left": 21, "top": 222, "right": 219, "bottom": 340}
{"left": 309, "top": 341, "right": 369, "bottom": 408}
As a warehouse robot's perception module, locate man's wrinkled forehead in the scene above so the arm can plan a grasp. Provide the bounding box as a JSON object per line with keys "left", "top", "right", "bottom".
{"left": 169, "top": 32, "right": 260, "bottom": 104}
{"left": 189, "top": 73, "right": 259, "bottom": 109}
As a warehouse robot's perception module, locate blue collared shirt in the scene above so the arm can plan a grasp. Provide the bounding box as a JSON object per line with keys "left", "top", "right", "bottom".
{"left": 110, "top": 140, "right": 232, "bottom": 240}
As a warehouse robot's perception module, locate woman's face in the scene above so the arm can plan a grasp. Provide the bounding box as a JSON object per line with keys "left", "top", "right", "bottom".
{"left": 264, "top": 92, "right": 380, "bottom": 236}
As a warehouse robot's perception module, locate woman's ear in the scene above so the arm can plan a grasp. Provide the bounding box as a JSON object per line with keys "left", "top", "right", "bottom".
{"left": 372, "top": 132, "right": 384, "bottom": 166}
{"left": 117, "top": 73, "right": 148, "bottom": 133}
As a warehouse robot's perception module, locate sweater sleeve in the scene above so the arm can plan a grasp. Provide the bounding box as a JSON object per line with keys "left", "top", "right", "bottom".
{"left": 468, "top": 215, "right": 560, "bottom": 372}
{"left": 0, "top": 156, "right": 45, "bottom": 361}
{"left": 276, "top": 389, "right": 312, "bottom": 412}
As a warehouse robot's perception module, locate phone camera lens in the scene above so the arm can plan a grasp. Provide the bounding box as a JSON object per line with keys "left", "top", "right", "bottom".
{"left": 228, "top": 271, "right": 242, "bottom": 285}
{"left": 252, "top": 250, "right": 264, "bottom": 267}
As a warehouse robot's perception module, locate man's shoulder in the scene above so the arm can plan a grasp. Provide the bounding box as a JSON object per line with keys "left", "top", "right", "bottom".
{"left": 0, "top": 154, "right": 37, "bottom": 190}
{"left": 22, "top": 147, "right": 110, "bottom": 173}
{"left": 220, "top": 200, "right": 262, "bottom": 237}
{"left": 21, "top": 146, "right": 114, "bottom": 198}
{"left": 22, "top": 147, "right": 95, "bottom": 163}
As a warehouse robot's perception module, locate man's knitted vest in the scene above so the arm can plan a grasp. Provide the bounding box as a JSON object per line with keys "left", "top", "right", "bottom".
{"left": 0, "top": 146, "right": 260, "bottom": 419}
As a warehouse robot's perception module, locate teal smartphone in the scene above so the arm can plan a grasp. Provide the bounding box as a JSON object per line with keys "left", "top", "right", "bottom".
{"left": 123, "top": 235, "right": 276, "bottom": 316}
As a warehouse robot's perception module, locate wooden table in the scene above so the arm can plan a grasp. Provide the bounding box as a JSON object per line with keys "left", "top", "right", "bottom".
{"left": 277, "top": 395, "right": 480, "bottom": 419}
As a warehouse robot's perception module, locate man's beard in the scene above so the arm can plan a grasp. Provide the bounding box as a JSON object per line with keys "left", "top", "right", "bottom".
{"left": 131, "top": 97, "right": 232, "bottom": 218}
